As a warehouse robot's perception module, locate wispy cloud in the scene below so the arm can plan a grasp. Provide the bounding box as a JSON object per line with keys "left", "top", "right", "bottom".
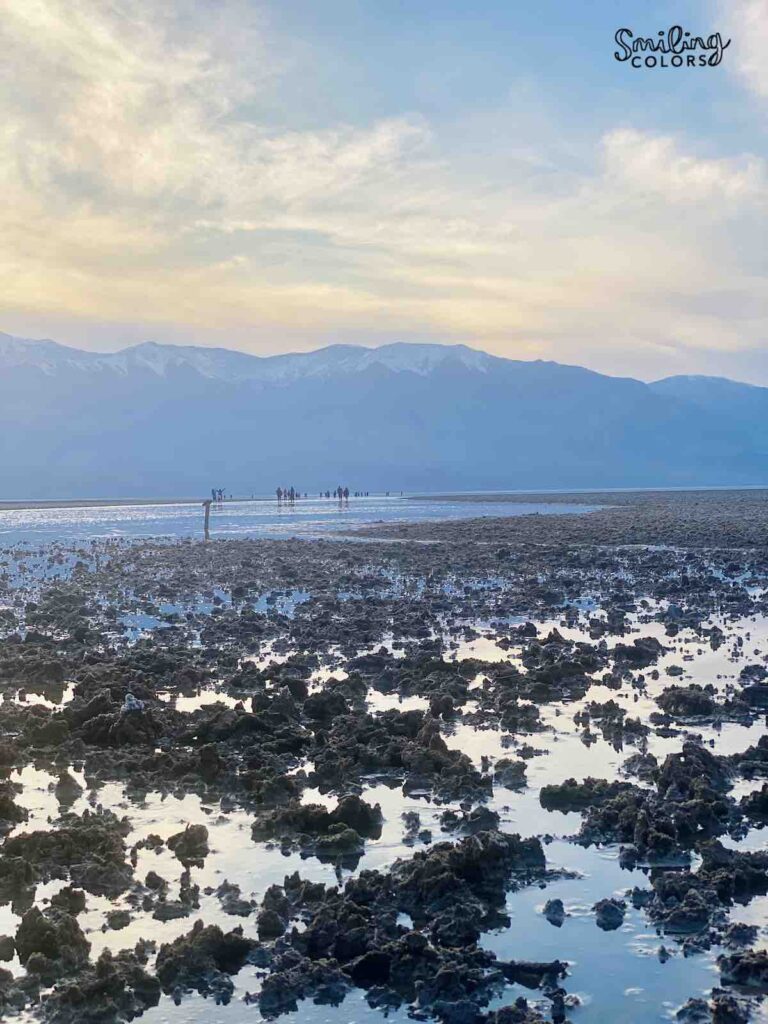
{"left": 602, "top": 128, "right": 767, "bottom": 204}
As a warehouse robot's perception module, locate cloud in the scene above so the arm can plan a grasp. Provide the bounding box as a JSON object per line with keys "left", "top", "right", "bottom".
{"left": 0, "top": 0, "right": 266, "bottom": 201}
{"left": 0, "top": 0, "right": 766, "bottom": 381}
{"left": 719, "top": 0, "right": 768, "bottom": 100}
{"left": 602, "top": 128, "right": 767, "bottom": 205}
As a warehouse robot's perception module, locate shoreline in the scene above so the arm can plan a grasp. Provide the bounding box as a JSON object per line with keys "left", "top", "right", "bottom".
{"left": 0, "top": 496, "right": 271, "bottom": 512}
{"left": 2, "top": 484, "right": 768, "bottom": 514}
{"left": 0, "top": 494, "right": 398, "bottom": 512}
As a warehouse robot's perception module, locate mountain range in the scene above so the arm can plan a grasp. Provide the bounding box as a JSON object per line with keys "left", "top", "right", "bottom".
{"left": 1, "top": 332, "right": 766, "bottom": 498}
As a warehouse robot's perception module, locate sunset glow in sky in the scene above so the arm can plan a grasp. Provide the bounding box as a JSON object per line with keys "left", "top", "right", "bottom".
{"left": 1, "top": 0, "right": 767, "bottom": 380}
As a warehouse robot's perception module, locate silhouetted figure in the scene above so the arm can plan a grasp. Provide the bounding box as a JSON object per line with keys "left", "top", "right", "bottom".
{"left": 276, "top": 487, "right": 283, "bottom": 503}
{"left": 343, "top": 487, "right": 349, "bottom": 501}
{"left": 289, "top": 486, "right": 296, "bottom": 503}
{"left": 211, "top": 488, "right": 217, "bottom": 501}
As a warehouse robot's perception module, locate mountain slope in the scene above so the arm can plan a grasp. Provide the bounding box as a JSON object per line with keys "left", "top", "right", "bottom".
{"left": 651, "top": 375, "right": 768, "bottom": 433}
{"left": 0, "top": 334, "right": 766, "bottom": 498}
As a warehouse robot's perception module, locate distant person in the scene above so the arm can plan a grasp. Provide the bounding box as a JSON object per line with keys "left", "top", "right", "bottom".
{"left": 276, "top": 487, "right": 283, "bottom": 503}
{"left": 343, "top": 487, "right": 349, "bottom": 501}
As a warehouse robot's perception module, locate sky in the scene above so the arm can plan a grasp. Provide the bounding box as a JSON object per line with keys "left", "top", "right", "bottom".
{"left": 0, "top": 0, "right": 766, "bottom": 382}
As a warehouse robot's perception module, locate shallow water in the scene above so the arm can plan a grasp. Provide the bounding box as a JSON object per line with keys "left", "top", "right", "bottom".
{"left": 4, "top": 601, "right": 766, "bottom": 1022}
{"left": 0, "top": 495, "right": 594, "bottom": 545}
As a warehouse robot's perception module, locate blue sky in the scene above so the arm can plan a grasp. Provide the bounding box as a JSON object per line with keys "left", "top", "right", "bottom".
{"left": 1, "top": 0, "right": 766, "bottom": 381}
{"left": 265, "top": 1, "right": 742, "bottom": 133}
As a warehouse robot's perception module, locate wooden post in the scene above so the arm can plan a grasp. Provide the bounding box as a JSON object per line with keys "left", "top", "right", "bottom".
{"left": 202, "top": 499, "right": 212, "bottom": 541}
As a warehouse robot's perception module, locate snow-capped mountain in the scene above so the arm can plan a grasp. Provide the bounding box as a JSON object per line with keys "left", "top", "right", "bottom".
{"left": 0, "top": 333, "right": 766, "bottom": 498}
{"left": 0, "top": 334, "right": 270, "bottom": 380}
{"left": 0, "top": 333, "right": 103, "bottom": 373}
{"left": 0, "top": 334, "right": 494, "bottom": 383}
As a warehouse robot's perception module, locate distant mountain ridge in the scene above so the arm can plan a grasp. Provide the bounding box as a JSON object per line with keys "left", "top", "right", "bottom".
{"left": 0, "top": 334, "right": 495, "bottom": 382}
{"left": 0, "top": 332, "right": 766, "bottom": 498}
